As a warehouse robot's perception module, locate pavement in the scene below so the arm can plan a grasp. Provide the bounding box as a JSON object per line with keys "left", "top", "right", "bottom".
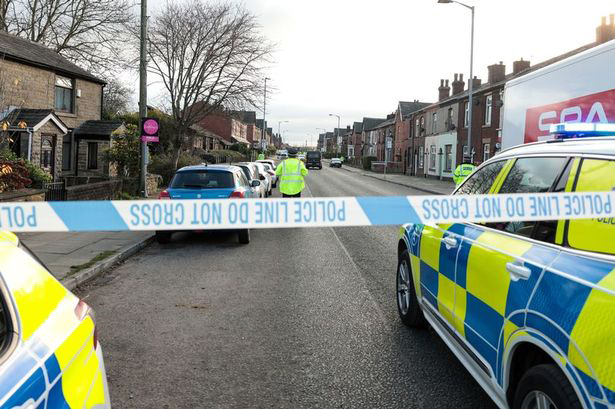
{"left": 77, "top": 165, "right": 496, "bottom": 408}
{"left": 18, "top": 231, "right": 153, "bottom": 289}
{"left": 324, "top": 159, "right": 455, "bottom": 195}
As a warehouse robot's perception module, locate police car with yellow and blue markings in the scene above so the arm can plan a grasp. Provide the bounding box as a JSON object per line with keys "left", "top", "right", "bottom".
{"left": 0, "top": 232, "right": 110, "bottom": 408}
{"left": 396, "top": 124, "right": 615, "bottom": 409}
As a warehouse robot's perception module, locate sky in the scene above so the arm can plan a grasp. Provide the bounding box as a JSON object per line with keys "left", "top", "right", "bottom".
{"left": 128, "top": 0, "right": 614, "bottom": 146}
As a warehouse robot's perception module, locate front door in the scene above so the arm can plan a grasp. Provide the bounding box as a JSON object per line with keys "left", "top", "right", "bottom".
{"left": 40, "top": 134, "right": 56, "bottom": 177}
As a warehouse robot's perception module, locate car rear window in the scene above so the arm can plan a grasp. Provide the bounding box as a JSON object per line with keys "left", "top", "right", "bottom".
{"left": 307, "top": 152, "right": 320, "bottom": 158}
{"left": 170, "top": 170, "right": 234, "bottom": 189}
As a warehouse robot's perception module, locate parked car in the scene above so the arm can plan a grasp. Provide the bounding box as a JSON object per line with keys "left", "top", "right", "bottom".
{"left": 330, "top": 158, "right": 342, "bottom": 168}
{"left": 236, "top": 162, "right": 267, "bottom": 198}
{"left": 0, "top": 231, "right": 111, "bottom": 408}
{"left": 306, "top": 151, "right": 322, "bottom": 169}
{"left": 260, "top": 162, "right": 278, "bottom": 188}
{"left": 395, "top": 128, "right": 615, "bottom": 409}
{"left": 156, "top": 164, "right": 260, "bottom": 244}
{"left": 256, "top": 159, "right": 278, "bottom": 187}
{"left": 253, "top": 162, "right": 273, "bottom": 196}
{"left": 298, "top": 153, "right": 306, "bottom": 162}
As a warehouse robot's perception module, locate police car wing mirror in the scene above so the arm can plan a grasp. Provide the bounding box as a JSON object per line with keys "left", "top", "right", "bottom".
{"left": 251, "top": 180, "right": 261, "bottom": 187}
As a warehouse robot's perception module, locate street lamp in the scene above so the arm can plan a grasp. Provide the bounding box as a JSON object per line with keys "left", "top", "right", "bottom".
{"left": 438, "top": 0, "right": 475, "bottom": 163}
{"left": 329, "top": 114, "right": 341, "bottom": 154}
{"left": 278, "top": 120, "right": 289, "bottom": 139}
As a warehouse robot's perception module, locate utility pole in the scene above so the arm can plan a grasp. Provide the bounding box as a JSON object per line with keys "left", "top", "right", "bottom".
{"left": 139, "top": 0, "right": 148, "bottom": 197}
{"left": 262, "top": 77, "right": 270, "bottom": 153}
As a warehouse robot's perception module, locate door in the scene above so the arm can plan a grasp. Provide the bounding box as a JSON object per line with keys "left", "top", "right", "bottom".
{"left": 40, "top": 135, "right": 55, "bottom": 177}
{"left": 456, "top": 156, "right": 568, "bottom": 377}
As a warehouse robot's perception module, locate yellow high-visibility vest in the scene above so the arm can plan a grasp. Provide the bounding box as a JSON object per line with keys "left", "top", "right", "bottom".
{"left": 453, "top": 163, "right": 476, "bottom": 185}
{"left": 275, "top": 158, "right": 308, "bottom": 195}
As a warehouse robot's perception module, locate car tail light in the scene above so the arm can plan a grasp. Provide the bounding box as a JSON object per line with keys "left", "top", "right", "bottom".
{"left": 158, "top": 190, "right": 170, "bottom": 200}
{"left": 75, "top": 299, "right": 98, "bottom": 349}
{"left": 229, "top": 190, "right": 245, "bottom": 198}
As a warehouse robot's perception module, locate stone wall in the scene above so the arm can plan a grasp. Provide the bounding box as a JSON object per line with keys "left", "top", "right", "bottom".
{"left": 0, "top": 59, "right": 102, "bottom": 127}
{"left": 66, "top": 179, "right": 122, "bottom": 200}
{"left": 0, "top": 188, "right": 45, "bottom": 202}
{"left": 76, "top": 139, "right": 110, "bottom": 176}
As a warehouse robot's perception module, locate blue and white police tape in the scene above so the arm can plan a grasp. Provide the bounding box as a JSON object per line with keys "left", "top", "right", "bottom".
{"left": 0, "top": 192, "right": 613, "bottom": 232}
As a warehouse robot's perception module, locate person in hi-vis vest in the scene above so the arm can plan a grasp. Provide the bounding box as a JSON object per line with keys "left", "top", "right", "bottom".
{"left": 275, "top": 148, "right": 308, "bottom": 197}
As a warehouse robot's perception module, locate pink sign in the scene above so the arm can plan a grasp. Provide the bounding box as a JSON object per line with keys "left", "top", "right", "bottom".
{"left": 141, "top": 135, "right": 159, "bottom": 143}
{"left": 143, "top": 119, "right": 159, "bottom": 135}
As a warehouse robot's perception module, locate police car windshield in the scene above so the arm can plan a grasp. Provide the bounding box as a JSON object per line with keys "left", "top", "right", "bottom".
{"left": 170, "top": 170, "right": 234, "bottom": 189}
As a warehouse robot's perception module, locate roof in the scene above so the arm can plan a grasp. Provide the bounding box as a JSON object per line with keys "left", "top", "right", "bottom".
{"left": 399, "top": 101, "right": 432, "bottom": 119}
{"left": 0, "top": 31, "right": 104, "bottom": 84}
{"left": 362, "top": 117, "right": 386, "bottom": 131}
{"left": 4, "top": 108, "right": 68, "bottom": 133}
{"left": 74, "top": 120, "right": 123, "bottom": 137}
{"left": 372, "top": 117, "right": 396, "bottom": 129}
{"left": 495, "top": 137, "right": 615, "bottom": 160}
{"left": 352, "top": 122, "right": 363, "bottom": 133}
{"left": 230, "top": 110, "right": 256, "bottom": 124}
{"left": 178, "top": 164, "right": 242, "bottom": 172}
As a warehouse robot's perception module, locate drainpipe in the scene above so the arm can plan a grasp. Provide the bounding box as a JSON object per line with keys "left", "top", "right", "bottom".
{"left": 27, "top": 128, "right": 33, "bottom": 161}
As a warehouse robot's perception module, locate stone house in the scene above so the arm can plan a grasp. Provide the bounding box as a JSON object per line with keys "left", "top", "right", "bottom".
{"left": 360, "top": 117, "right": 385, "bottom": 159}
{"left": 0, "top": 30, "right": 120, "bottom": 181}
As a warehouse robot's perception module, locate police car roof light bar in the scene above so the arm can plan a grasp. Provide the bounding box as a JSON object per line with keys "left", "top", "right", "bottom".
{"left": 550, "top": 123, "right": 615, "bottom": 139}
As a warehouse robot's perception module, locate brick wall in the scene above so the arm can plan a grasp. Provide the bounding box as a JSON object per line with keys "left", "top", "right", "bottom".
{"left": 0, "top": 59, "right": 102, "bottom": 127}
{"left": 197, "top": 114, "right": 232, "bottom": 144}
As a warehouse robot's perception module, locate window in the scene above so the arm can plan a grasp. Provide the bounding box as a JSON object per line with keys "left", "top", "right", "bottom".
{"left": 171, "top": 170, "right": 234, "bottom": 189}
{"left": 447, "top": 107, "right": 454, "bottom": 130}
{"left": 415, "top": 119, "right": 419, "bottom": 137}
{"left": 236, "top": 171, "right": 250, "bottom": 188}
{"left": 0, "top": 289, "right": 12, "bottom": 356}
{"left": 429, "top": 145, "right": 436, "bottom": 170}
{"left": 485, "top": 94, "right": 493, "bottom": 126}
{"left": 419, "top": 116, "right": 425, "bottom": 136}
{"left": 464, "top": 102, "right": 469, "bottom": 128}
{"left": 87, "top": 142, "right": 98, "bottom": 169}
{"left": 62, "top": 134, "right": 72, "bottom": 171}
{"left": 455, "top": 160, "right": 505, "bottom": 195}
{"left": 431, "top": 112, "right": 437, "bottom": 134}
{"left": 567, "top": 159, "right": 615, "bottom": 255}
{"left": 55, "top": 75, "right": 74, "bottom": 113}
{"left": 418, "top": 146, "right": 424, "bottom": 168}
{"left": 489, "top": 157, "right": 568, "bottom": 241}
{"left": 483, "top": 143, "right": 490, "bottom": 162}
{"left": 445, "top": 145, "right": 453, "bottom": 172}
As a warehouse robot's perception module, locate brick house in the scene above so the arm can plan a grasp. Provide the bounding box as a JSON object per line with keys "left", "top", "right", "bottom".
{"left": 195, "top": 109, "right": 250, "bottom": 147}
{"left": 359, "top": 117, "right": 385, "bottom": 159}
{"left": 0, "top": 31, "right": 118, "bottom": 181}
{"left": 350, "top": 122, "right": 363, "bottom": 163}
{"left": 373, "top": 115, "right": 395, "bottom": 162}
{"left": 395, "top": 101, "right": 431, "bottom": 174}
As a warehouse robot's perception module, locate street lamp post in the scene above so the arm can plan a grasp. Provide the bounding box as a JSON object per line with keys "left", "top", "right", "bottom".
{"left": 278, "top": 120, "right": 289, "bottom": 140}
{"left": 438, "top": 0, "right": 475, "bottom": 163}
{"left": 329, "top": 114, "right": 341, "bottom": 154}
{"left": 262, "top": 77, "right": 271, "bottom": 153}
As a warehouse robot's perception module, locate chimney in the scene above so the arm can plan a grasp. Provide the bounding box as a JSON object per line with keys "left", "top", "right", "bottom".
{"left": 487, "top": 62, "right": 506, "bottom": 83}
{"left": 452, "top": 73, "right": 465, "bottom": 95}
{"left": 438, "top": 79, "right": 451, "bottom": 100}
{"left": 596, "top": 15, "right": 615, "bottom": 44}
{"left": 471, "top": 76, "right": 482, "bottom": 89}
{"left": 513, "top": 58, "right": 531, "bottom": 75}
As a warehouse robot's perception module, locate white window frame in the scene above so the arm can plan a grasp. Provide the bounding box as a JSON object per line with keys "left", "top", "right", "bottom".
{"left": 464, "top": 102, "right": 469, "bottom": 128}
{"left": 445, "top": 144, "right": 453, "bottom": 172}
{"left": 429, "top": 145, "right": 436, "bottom": 170}
{"left": 485, "top": 94, "right": 493, "bottom": 126}
{"left": 418, "top": 146, "right": 424, "bottom": 168}
{"left": 483, "top": 143, "right": 490, "bottom": 162}
{"left": 431, "top": 112, "right": 437, "bottom": 134}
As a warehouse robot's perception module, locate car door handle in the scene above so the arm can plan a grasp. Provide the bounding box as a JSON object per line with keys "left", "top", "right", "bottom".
{"left": 506, "top": 261, "right": 531, "bottom": 281}
{"left": 442, "top": 236, "right": 458, "bottom": 249}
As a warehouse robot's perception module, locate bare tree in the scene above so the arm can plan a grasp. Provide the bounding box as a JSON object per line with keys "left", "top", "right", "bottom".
{"left": 103, "top": 78, "right": 133, "bottom": 119}
{"left": 147, "top": 0, "right": 273, "bottom": 168}
{"left": 3, "top": 0, "right": 133, "bottom": 77}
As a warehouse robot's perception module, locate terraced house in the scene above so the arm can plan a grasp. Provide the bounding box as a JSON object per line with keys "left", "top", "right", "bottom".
{"left": 0, "top": 31, "right": 121, "bottom": 181}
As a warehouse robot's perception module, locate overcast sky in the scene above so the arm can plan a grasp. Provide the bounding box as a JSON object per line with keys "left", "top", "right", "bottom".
{"left": 129, "top": 0, "right": 614, "bottom": 146}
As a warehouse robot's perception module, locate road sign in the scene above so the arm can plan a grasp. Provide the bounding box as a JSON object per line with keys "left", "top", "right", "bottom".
{"left": 141, "top": 117, "right": 159, "bottom": 143}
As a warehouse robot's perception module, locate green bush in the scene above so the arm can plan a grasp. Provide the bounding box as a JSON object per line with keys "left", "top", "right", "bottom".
{"left": 362, "top": 156, "right": 377, "bottom": 170}
{"left": 0, "top": 149, "right": 51, "bottom": 189}
{"left": 149, "top": 152, "right": 202, "bottom": 186}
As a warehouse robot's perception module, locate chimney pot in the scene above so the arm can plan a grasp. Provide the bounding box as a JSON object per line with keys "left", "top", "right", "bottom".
{"left": 445, "top": 79, "right": 449, "bottom": 86}
{"left": 602, "top": 16, "right": 607, "bottom": 25}
{"left": 610, "top": 14, "right": 614, "bottom": 25}
{"left": 460, "top": 73, "right": 464, "bottom": 81}
{"left": 488, "top": 62, "right": 506, "bottom": 83}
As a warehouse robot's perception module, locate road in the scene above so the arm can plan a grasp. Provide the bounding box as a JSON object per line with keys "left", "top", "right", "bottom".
{"left": 78, "top": 164, "right": 497, "bottom": 408}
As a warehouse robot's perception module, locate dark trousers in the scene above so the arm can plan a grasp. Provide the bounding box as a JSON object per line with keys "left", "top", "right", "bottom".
{"left": 283, "top": 192, "right": 301, "bottom": 198}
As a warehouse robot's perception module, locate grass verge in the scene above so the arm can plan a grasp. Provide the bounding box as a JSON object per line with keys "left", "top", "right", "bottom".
{"left": 68, "top": 250, "right": 118, "bottom": 276}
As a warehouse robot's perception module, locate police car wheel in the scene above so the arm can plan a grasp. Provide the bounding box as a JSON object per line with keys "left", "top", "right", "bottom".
{"left": 397, "top": 250, "right": 427, "bottom": 328}
{"left": 155, "top": 231, "right": 172, "bottom": 244}
{"left": 513, "top": 364, "right": 582, "bottom": 409}
{"left": 238, "top": 229, "right": 250, "bottom": 244}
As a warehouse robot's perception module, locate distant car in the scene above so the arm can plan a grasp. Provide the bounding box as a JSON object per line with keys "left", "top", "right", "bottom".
{"left": 253, "top": 162, "right": 273, "bottom": 196}
{"left": 156, "top": 164, "right": 260, "bottom": 244}
{"left": 298, "top": 153, "right": 306, "bottom": 162}
{"left": 330, "top": 158, "right": 342, "bottom": 168}
{"left": 306, "top": 151, "right": 322, "bottom": 169}
{"left": 256, "top": 159, "right": 277, "bottom": 187}
{"left": 0, "top": 231, "right": 111, "bottom": 408}
{"left": 236, "top": 162, "right": 267, "bottom": 198}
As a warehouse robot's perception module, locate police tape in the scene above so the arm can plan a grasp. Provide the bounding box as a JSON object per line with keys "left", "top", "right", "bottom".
{"left": 0, "top": 191, "right": 614, "bottom": 232}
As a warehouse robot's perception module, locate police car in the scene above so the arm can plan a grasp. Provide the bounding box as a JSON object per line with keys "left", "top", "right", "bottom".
{"left": 396, "top": 124, "right": 615, "bottom": 409}
{"left": 0, "top": 232, "right": 110, "bottom": 408}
